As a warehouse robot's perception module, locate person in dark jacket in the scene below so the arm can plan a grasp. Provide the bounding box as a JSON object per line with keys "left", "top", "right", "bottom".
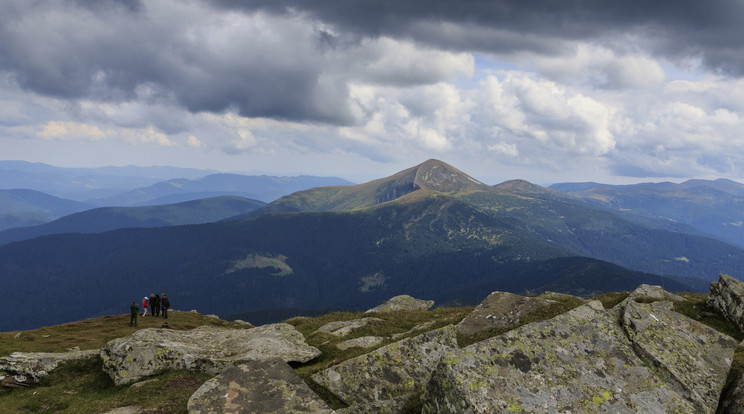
{"left": 153, "top": 294, "right": 161, "bottom": 317}
{"left": 130, "top": 301, "right": 139, "bottom": 327}
{"left": 149, "top": 293, "right": 155, "bottom": 317}
{"left": 161, "top": 293, "right": 170, "bottom": 319}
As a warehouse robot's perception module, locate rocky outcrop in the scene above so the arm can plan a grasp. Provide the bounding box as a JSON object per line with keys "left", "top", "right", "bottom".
{"left": 101, "top": 324, "right": 320, "bottom": 385}
{"left": 366, "top": 295, "right": 434, "bottom": 313}
{"left": 422, "top": 301, "right": 701, "bottom": 413}
{"left": 628, "top": 283, "right": 686, "bottom": 302}
{"left": 708, "top": 273, "right": 744, "bottom": 331}
{"left": 187, "top": 357, "right": 334, "bottom": 414}
{"left": 454, "top": 291, "right": 557, "bottom": 338}
{"left": 316, "top": 317, "right": 382, "bottom": 336}
{"left": 0, "top": 348, "right": 99, "bottom": 382}
{"left": 311, "top": 325, "right": 458, "bottom": 409}
{"left": 623, "top": 299, "right": 738, "bottom": 412}
{"left": 336, "top": 336, "right": 384, "bottom": 351}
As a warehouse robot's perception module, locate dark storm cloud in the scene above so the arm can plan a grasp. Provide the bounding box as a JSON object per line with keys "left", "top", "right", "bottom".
{"left": 230, "top": 0, "right": 744, "bottom": 74}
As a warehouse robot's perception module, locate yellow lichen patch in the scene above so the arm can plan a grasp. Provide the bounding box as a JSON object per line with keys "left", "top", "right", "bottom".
{"left": 225, "top": 253, "right": 293, "bottom": 276}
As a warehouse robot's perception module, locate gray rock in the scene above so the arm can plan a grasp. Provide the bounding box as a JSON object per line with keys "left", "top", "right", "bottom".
{"left": 312, "top": 325, "right": 458, "bottom": 408}
{"left": 623, "top": 299, "right": 737, "bottom": 413}
{"left": 708, "top": 273, "right": 744, "bottom": 331}
{"left": 422, "top": 301, "right": 696, "bottom": 413}
{"left": 628, "top": 284, "right": 686, "bottom": 302}
{"left": 718, "top": 367, "right": 744, "bottom": 414}
{"left": 334, "top": 393, "right": 414, "bottom": 414}
{"left": 390, "top": 320, "right": 437, "bottom": 340}
{"left": 316, "top": 317, "right": 382, "bottom": 337}
{"left": 455, "top": 291, "right": 557, "bottom": 338}
{"left": 537, "top": 291, "right": 586, "bottom": 302}
{"left": 188, "top": 357, "right": 334, "bottom": 414}
{"left": 336, "top": 336, "right": 384, "bottom": 351}
{"left": 366, "top": 295, "right": 434, "bottom": 313}
{"left": 0, "top": 348, "right": 99, "bottom": 381}
{"left": 99, "top": 407, "right": 142, "bottom": 414}
{"left": 101, "top": 324, "right": 320, "bottom": 385}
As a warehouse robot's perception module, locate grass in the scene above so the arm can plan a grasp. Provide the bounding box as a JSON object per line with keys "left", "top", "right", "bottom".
{"left": 0, "top": 311, "right": 251, "bottom": 358}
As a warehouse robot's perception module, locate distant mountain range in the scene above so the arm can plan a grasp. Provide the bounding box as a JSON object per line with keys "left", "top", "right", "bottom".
{"left": 0, "top": 196, "right": 265, "bottom": 246}
{"left": 1, "top": 159, "right": 741, "bottom": 332}
{"left": 0, "top": 189, "right": 94, "bottom": 231}
{"left": 551, "top": 179, "right": 744, "bottom": 248}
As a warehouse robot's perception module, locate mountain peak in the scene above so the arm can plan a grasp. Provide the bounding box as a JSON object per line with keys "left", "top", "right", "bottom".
{"left": 411, "top": 159, "right": 488, "bottom": 194}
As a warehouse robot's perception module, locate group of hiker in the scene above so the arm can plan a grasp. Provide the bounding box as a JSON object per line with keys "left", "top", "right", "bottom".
{"left": 129, "top": 293, "right": 170, "bottom": 327}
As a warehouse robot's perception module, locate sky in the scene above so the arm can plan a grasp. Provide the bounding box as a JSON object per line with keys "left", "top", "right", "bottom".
{"left": 2, "top": 0, "right": 744, "bottom": 185}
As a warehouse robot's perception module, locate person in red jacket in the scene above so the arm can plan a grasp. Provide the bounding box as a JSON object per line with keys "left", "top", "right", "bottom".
{"left": 142, "top": 296, "right": 149, "bottom": 317}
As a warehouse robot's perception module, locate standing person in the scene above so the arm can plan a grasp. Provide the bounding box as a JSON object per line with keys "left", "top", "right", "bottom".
{"left": 153, "top": 294, "right": 161, "bottom": 317}
{"left": 161, "top": 293, "right": 170, "bottom": 319}
{"left": 130, "top": 301, "right": 139, "bottom": 327}
{"left": 142, "top": 296, "right": 149, "bottom": 317}
{"left": 149, "top": 294, "right": 155, "bottom": 317}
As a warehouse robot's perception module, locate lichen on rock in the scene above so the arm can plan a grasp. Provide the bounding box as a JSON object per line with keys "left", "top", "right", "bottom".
{"left": 708, "top": 274, "right": 744, "bottom": 331}
{"left": 454, "top": 291, "right": 557, "bottom": 338}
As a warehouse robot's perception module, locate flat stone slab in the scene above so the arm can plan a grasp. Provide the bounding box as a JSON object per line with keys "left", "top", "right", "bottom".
{"left": 623, "top": 299, "right": 738, "bottom": 413}
{"left": 366, "top": 295, "right": 434, "bottom": 313}
{"left": 316, "top": 317, "right": 382, "bottom": 337}
{"left": 188, "top": 357, "right": 334, "bottom": 414}
{"left": 455, "top": 291, "right": 557, "bottom": 337}
{"left": 0, "top": 348, "right": 99, "bottom": 381}
{"left": 101, "top": 324, "right": 320, "bottom": 385}
{"left": 336, "top": 336, "right": 384, "bottom": 351}
{"left": 312, "top": 325, "right": 458, "bottom": 407}
{"left": 422, "top": 301, "right": 696, "bottom": 413}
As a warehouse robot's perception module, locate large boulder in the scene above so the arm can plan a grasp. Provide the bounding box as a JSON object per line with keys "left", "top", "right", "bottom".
{"left": 101, "top": 324, "right": 320, "bottom": 385}
{"left": 187, "top": 357, "right": 334, "bottom": 414}
{"left": 366, "top": 295, "right": 434, "bottom": 313}
{"left": 622, "top": 299, "right": 738, "bottom": 412}
{"left": 708, "top": 274, "right": 744, "bottom": 331}
{"left": 311, "top": 325, "right": 457, "bottom": 408}
{"left": 628, "top": 284, "right": 686, "bottom": 303}
{"left": 422, "top": 301, "right": 696, "bottom": 413}
{"left": 454, "top": 291, "right": 557, "bottom": 338}
{"left": 0, "top": 348, "right": 99, "bottom": 381}
{"left": 719, "top": 368, "right": 744, "bottom": 414}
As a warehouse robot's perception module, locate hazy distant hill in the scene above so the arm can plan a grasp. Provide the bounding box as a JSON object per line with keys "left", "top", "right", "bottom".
{"left": 0, "top": 196, "right": 265, "bottom": 246}
{"left": 0, "top": 160, "right": 212, "bottom": 201}
{"left": 551, "top": 179, "right": 744, "bottom": 248}
{"left": 92, "top": 173, "right": 355, "bottom": 206}
{"left": 0, "top": 189, "right": 93, "bottom": 231}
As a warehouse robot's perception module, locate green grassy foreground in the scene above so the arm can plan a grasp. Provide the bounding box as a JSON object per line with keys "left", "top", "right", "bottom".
{"left": 1, "top": 293, "right": 742, "bottom": 413}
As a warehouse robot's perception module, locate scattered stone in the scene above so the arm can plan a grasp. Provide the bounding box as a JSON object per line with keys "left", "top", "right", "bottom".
{"left": 336, "top": 336, "right": 384, "bottom": 351}
{"left": 454, "top": 291, "right": 557, "bottom": 338}
{"left": 0, "top": 348, "right": 99, "bottom": 381}
{"left": 537, "top": 291, "right": 586, "bottom": 302}
{"left": 205, "top": 314, "right": 220, "bottom": 319}
{"left": 188, "top": 357, "right": 334, "bottom": 414}
{"left": 13, "top": 332, "right": 21, "bottom": 339}
{"left": 312, "top": 325, "right": 457, "bottom": 408}
{"left": 708, "top": 273, "right": 744, "bottom": 331}
{"left": 128, "top": 378, "right": 159, "bottom": 390}
{"left": 366, "top": 295, "right": 434, "bottom": 313}
{"left": 316, "top": 317, "right": 382, "bottom": 337}
{"left": 233, "top": 319, "right": 252, "bottom": 326}
{"left": 99, "top": 406, "right": 142, "bottom": 414}
{"left": 101, "top": 323, "right": 321, "bottom": 385}
{"left": 623, "top": 300, "right": 738, "bottom": 412}
{"left": 628, "top": 284, "right": 687, "bottom": 303}
{"left": 422, "top": 301, "right": 696, "bottom": 413}
{"left": 1, "top": 374, "right": 36, "bottom": 388}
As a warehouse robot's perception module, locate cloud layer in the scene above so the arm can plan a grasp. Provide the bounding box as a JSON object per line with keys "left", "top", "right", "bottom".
{"left": 2, "top": 0, "right": 744, "bottom": 182}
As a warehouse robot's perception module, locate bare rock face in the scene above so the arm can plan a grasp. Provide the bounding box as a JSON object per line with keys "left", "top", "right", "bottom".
{"left": 454, "top": 291, "right": 557, "bottom": 338}
{"left": 422, "top": 301, "right": 696, "bottom": 413}
{"left": 366, "top": 295, "right": 434, "bottom": 313}
{"left": 0, "top": 348, "right": 99, "bottom": 382}
{"left": 628, "top": 284, "right": 686, "bottom": 303}
{"left": 708, "top": 273, "right": 744, "bottom": 331}
{"left": 719, "top": 368, "right": 744, "bottom": 414}
{"left": 101, "top": 324, "right": 320, "bottom": 385}
{"left": 311, "top": 325, "right": 458, "bottom": 409}
{"left": 622, "top": 299, "right": 738, "bottom": 413}
{"left": 187, "top": 358, "right": 334, "bottom": 414}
